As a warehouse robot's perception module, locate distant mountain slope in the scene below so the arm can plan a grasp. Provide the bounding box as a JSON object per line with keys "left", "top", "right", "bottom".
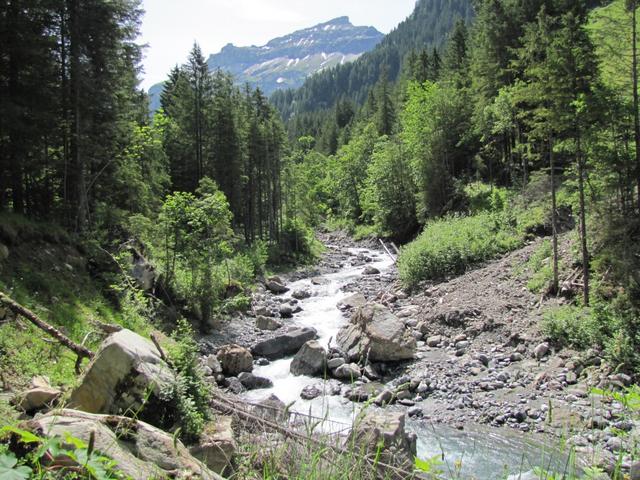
{"left": 271, "top": 0, "right": 475, "bottom": 120}
{"left": 147, "top": 17, "right": 383, "bottom": 112}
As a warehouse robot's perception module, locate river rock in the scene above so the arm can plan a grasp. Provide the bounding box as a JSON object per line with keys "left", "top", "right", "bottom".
{"left": 374, "top": 389, "right": 394, "bottom": 406}
{"left": 189, "top": 416, "right": 236, "bottom": 475}
{"left": 336, "top": 304, "right": 416, "bottom": 362}
{"left": 252, "top": 327, "right": 317, "bottom": 360}
{"left": 68, "top": 329, "right": 174, "bottom": 416}
{"left": 279, "top": 304, "right": 294, "bottom": 318}
{"left": 292, "top": 289, "right": 312, "bottom": 300}
{"left": 290, "top": 340, "right": 327, "bottom": 376}
{"left": 203, "top": 355, "right": 223, "bottom": 374}
{"left": 327, "top": 357, "right": 346, "bottom": 369}
{"left": 237, "top": 372, "right": 273, "bottom": 390}
{"left": 265, "top": 277, "right": 288, "bottom": 294}
{"left": 301, "top": 385, "right": 323, "bottom": 400}
{"left": 27, "top": 409, "right": 222, "bottom": 480}
{"left": 253, "top": 394, "right": 287, "bottom": 422}
{"left": 337, "top": 293, "right": 366, "bottom": 311}
{"left": 630, "top": 461, "right": 640, "bottom": 480}
{"left": 350, "top": 411, "right": 417, "bottom": 478}
{"left": 363, "top": 266, "right": 380, "bottom": 275}
{"left": 217, "top": 344, "right": 253, "bottom": 376}
{"left": 334, "top": 363, "right": 361, "bottom": 380}
{"left": 256, "top": 316, "right": 282, "bottom": 331}
{"left": 426, "top": 335, "right": 442, "bottom": 347}
{"left": 534, "top": 342, "right": 550, "bottom": 360}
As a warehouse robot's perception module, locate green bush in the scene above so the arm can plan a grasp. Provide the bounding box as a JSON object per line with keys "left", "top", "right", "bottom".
{"left": 398, "top": 212, "right": 522, "bottom": 289}
{"left": 541, "top": 305, "right": 601, "bottom": 349}
{"left": 160, "top": 319, "right": 211, "bottom": 443}
{"left": 270, "top": 218, "right": 319, "bottom": 264}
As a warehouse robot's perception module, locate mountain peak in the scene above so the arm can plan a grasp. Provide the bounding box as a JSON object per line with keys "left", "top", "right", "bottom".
{"left": 324, "top": 16, "right": 351, "bottom": 26}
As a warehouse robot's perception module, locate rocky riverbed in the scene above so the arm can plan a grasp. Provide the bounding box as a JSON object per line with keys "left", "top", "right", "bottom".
{"left": 199, "top": 232, "right": 639, "bottom": 478}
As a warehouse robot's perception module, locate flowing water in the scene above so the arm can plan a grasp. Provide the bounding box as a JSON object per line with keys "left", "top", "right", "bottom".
{"left": 244, "top": 247, "right": 566, "bottom": 479}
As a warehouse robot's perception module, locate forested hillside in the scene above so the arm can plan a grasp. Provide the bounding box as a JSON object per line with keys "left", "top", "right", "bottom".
{"left": 271, "top": 0, "right": 475, "bottom": 137}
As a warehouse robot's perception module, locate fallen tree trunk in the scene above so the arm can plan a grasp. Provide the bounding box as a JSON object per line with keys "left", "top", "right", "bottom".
{"left": 0, "top": 291, "right": 95, "bottom": 365}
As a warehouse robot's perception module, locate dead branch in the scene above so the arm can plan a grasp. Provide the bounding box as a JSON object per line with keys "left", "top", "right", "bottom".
{"left": 0, "top": 291, "right": 94, "bottom": 366}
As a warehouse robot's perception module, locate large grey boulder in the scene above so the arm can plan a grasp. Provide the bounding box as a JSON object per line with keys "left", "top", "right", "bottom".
{"left": 189, "top": 416, "right": 237, "bottom": 475}
{"left": 252, "top": 327, "right": 317, "bottom": 360}
{"left": 336, "top": 304, "right": 416, "bottom": 362}
{"left": 28, "top": 409, "right": 222, "bottom": 480}
{"left": 68, "top": 329, "right": 174, "bottom": 415}
{"left": 351, "top": 411, "right": 417, "bottom": 478}
{"left": 290, "top": 340, "right": 327, "bottom": 376}
{"left": 217, "top": 344, "right": 253, "bottom": 376}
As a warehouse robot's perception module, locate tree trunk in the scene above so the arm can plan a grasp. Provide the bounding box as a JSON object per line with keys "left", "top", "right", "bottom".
{"left": 577, "top": 137, "right": 590, "bottom": 306}
{"left": 550, "top": 136, "right": 559, "bottom": 294}
{"left": 632, "top": 2, "right": 640, "bottom": 212}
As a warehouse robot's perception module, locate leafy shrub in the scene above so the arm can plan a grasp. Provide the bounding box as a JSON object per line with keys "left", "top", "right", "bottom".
{"left": 161, "top": 319, "right": 211, "bottom": 443}
{"left": 465, "top": 182, "right": 509, "bottom": 214}
{"left": 541, "top": 306, "right": 601, "bottom": 349}
{"left": 398, "top": 212, "right": 522, "bottom": 289}
{"left": 270, "top": 218, "right": 319, "bottom": 264}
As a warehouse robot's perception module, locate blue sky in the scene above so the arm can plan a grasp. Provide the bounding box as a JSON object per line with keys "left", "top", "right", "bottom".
{"left": 138, "top": 0, "right": 417, "bottom": 89}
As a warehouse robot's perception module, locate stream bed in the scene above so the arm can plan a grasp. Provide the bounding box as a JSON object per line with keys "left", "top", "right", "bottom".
{"left": 243, "top": 246, "right": 566, "bottom": 479}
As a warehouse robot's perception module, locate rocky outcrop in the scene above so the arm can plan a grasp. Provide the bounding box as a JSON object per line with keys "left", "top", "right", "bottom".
{"left": 28, "top": 409, "right": 223, "bottom": 480}
{"left": 290, "top": 340, "right": 327, "bottom": 376}
{"left": 336, "top": 304, "right": 416, "bottom": 362}
{"left": 216, "top": 344, "right": 254, "bottom": 376}
{"left": 68, "top": 329, "right": 174, "bottom": 415}
{"left": 351, "top": 411, "right": 417, "bottom": 478}
{"left": 252, "top": 327, "right": 317, "bottom": 360}
{"left": 189, "top": 416, "right": 237, "bottom": 475}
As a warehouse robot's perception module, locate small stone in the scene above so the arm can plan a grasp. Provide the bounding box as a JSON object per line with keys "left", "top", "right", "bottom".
{"left": 327, "top": 357, "right": 346, "bottom": 369}
{"left": 279, "top": 304, "right": 294, "bottom": 318}
{"left": 408, "top": 406, "right": 422, "bottom": 417}
{"left": 300, "top": 385, "right": 322, "bottom": 400}
{"left": 630, "top": 461, "right": 640, "bottom": 480}
{"left": 374, "top": 390, "right": 394, "bottom": 406}
{"left": 363, "top": 266, "right": 380, "bottom": 275}
{"left": 534, "top": 343, "right": 550, "bottom": 360}
{"left": 334, "top": 363, "right": 361, "bottom": 380}
{"left": 237, "top": 372, "right": 273, "bottom": 390}
{"left": 606, "top": 436, "right": 623, "bottom": 453}
{"left": 510, "top": 352, "right": 523, "bottom": 362}
{"left": 566, "top": 371, "right": 578, "bottom": 384}
{"left": 292, "top": 289, "right": 312, "bottom": 300}
{"left": 427, "top": 336, "right": 442, "bottom": 347}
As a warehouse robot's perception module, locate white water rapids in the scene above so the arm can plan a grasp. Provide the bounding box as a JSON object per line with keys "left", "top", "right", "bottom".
{"left": 242, "top": 246, "right": 565, "bottom": 479}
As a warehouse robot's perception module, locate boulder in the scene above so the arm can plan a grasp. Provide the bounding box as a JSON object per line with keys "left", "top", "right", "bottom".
{"left": 336, "top": 304, "right": 416, "bottom": 362}
{"left": 334, "top": 363, "right": 361, "bottom": 380}
{"left": 279, "top": 304, "right": 294, "bottom": 318}
{"left": 265, "top": 277, "right": 289, "bottom": 294}
{"left": 203, "top": 354, "right": 223, "bottom": 374}
{"left": 189, "top": 416, "right": 236, "bottom": 475}
{"left": 68, "top": 329, "right": 174, "bottom": 416}
{"left": 14, "top": 385, "right": 61, "bottom": 412}
{"left": 252, "top": 327, "right": 317, "bottom": 360}
{"left": 292, "top": 289, "right": 312, "bottom": 300}
{"left": 363, "top": 266, "right": 380, "bottom": 275}
{"left": 300, "top": 384, "right": 323, "bottom": 400}
{"left": 129, "top": 251, "right": 156, "bottom": 292}
{"left": 534, "top": 342, "right": 550, "bottom": 360}
{"left": 327, "top": 357, "right": 346, "bottom": 369}
{"left": 252, "top": 394, "right": 287, "bottom": 422}
{"left": 217, "top": 344, "right": 253, "bottom": 376}
{"left": 237, "top": 372, "right": 273, "bottom": 390}
{"left": 290, "top": 340, "right": 327, "bottom": 376}
{"left": 337, "top": 293, "right": 366, "bottom": 311}
{"left": 27, "top": 409, "right": 222, "bottom": 480}
{"left": 350, "top": 411, "right": 416, "bottom": 478}
{"left": 256, "top": 316, "right": 283, "bottom": 331}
